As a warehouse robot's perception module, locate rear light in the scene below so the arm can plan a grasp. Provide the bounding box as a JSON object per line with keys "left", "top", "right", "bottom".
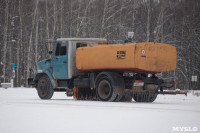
{"left": 134, "top": 80, "right": 143, "bottom": 83}
{"left": 171, "top": 81, "right": 178, "bottom": 85}
{"left": 133, "top": 80, "right": 144, "bottom": 86}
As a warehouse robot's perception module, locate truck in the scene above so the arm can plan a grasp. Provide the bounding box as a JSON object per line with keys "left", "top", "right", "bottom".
{"left": 28, "top": 38, "right": 187, "bottom": 102}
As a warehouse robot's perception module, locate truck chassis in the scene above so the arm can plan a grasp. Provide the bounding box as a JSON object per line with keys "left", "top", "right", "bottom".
{"left": 29, "top": 71, "right": 186, "bottom": 102}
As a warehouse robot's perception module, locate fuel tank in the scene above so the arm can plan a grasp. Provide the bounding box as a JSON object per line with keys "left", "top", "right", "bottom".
{"left": 76, "top": 42, "right": 176, "bottom": 73}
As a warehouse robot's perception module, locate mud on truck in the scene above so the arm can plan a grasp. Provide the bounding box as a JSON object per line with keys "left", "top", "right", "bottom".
{"left": 28, "top": 38, "right": 187, "bottom": 102}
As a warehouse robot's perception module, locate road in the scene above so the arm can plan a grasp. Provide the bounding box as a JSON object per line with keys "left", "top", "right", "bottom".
{"left": 0, "top": 88, "right": 200, "bottom": 133}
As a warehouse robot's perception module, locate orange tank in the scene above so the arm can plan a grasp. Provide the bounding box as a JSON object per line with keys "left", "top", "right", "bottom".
{"left": 76, "top": 42, "right": 176, "bottom": 73}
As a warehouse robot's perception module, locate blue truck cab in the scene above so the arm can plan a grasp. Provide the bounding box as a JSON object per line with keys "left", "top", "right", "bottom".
{"left": 28, "top": 38, "right": 107, "bottom": 99}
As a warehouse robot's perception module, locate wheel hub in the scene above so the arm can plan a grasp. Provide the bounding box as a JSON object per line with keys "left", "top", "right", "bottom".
{"left": 98, "top": 80, "right": 112, "bottom": 99}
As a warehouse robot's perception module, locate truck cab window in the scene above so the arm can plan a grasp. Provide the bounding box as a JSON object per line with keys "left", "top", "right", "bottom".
{"left": 60, "top": 43, "right": 66, "bottom": 55}
{"left": 76, "top": 43, "right": 87, "bottom": 48}
{"left": 55, "top": 43, "right": 60, "bottom": 56}
{"left": 55, "top": 42, "right": 66, "bottom": 56}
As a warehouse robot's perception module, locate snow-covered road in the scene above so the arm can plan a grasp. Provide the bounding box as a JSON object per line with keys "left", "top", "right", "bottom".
{"left": 0, "top": 88, "right": 200, "bottom": 133}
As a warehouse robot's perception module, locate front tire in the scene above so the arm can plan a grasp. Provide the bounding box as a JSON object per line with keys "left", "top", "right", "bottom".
{"left": 36, "top": 75, "right": 54, "bottom": 99}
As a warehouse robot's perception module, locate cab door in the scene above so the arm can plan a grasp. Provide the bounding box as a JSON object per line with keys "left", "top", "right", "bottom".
{"left": 52, "top": 41, "right": 68, "bottom": 79}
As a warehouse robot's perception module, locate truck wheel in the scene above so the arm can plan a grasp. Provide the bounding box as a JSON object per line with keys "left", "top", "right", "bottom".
{"left": 37, "top": 75, "right": 54, "bottom": 99}
{"left": 133, "top": 93, "right": 157, "bottom": 102}
{"left": 96, "top": 76, "right": 118, "bottom": 102}
{"left": 114, "top": 95, "right": 123, "bottom": 102}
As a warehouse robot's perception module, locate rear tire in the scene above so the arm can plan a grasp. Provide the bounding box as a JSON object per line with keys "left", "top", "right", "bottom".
{"left": 96, "top": 76, "right": 118, "bottom": 102}
{"left": 36, "top": 75, "right": 54, "bottom": 99}
{"left": 133, "top": 93, "right": 157, "bottom": 102}
{"left": 114, "top": 95, "right": 123, "bottom": 102}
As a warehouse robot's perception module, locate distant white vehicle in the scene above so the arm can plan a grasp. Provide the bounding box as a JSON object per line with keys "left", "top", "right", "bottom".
{"left": 1, "top": 83, "right": 11, "bottom": 89}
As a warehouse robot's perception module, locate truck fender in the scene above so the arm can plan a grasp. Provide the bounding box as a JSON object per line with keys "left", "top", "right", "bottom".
{"left": 33, "top": 70, "right": 57, "bottom": 88}
{"left": 95, "top": 72, "right": 125, "bottom": 95}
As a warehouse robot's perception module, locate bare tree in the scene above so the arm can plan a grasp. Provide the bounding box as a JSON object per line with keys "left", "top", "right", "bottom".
{"left": 26, "top": 0, "right": 39, "bottom": 85}
{"left": 0, "top": 0, "right": 199, "bottom": 89}
{"left": 2, "top": 0, "right": 9, "bottom": 82}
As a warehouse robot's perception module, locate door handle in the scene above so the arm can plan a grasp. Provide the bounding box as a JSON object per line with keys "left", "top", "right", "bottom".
{"left": 63, "top": 61, "right": 67, "bottom": 63}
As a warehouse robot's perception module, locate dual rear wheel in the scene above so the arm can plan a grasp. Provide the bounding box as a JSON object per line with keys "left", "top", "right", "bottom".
{"left": 96, "top": 75, "right": 157, "bottom": 102}
{"left": 96, "top": 76, "right": 118, "bottom": 102}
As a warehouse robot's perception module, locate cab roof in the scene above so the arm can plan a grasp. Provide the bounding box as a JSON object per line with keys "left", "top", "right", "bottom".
{"left": 57, "top": 38, "right": 107, "bottom": 42}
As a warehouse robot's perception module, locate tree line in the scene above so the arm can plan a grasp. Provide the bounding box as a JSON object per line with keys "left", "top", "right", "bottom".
{"left": 0, "top": 0, "right": 199, "bottom": 89}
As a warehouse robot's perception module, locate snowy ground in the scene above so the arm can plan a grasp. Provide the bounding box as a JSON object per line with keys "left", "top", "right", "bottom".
{"left": 0, "top": 88, "right": 200, "bottom": 133}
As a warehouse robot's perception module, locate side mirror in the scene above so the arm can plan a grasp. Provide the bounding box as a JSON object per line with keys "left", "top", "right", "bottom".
{"left": 48, "top": 51, "right": 53, "bottom": 54}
